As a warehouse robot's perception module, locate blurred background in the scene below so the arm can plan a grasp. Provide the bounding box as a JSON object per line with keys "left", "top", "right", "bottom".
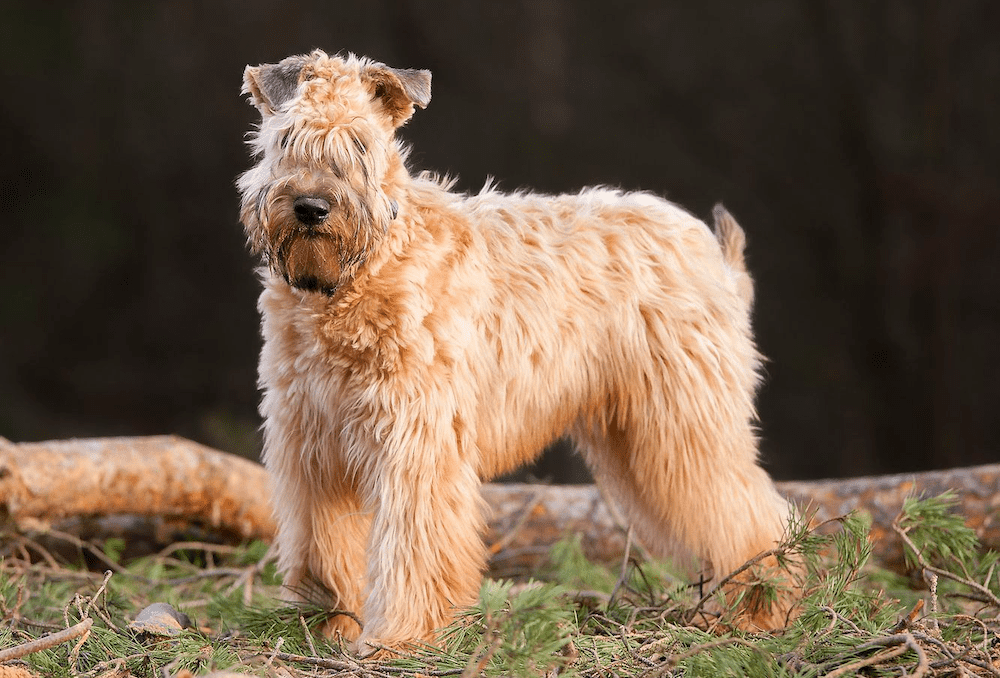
{"left": 2, "top": 2, "right": 998, "bottom": 481}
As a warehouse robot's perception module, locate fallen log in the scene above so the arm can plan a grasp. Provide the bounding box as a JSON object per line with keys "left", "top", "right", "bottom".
{"left": 0, "top": 436, "right": 274, "bottom": 541}
{"left": 1, "top": 436, "right": 997, "bottom": 570}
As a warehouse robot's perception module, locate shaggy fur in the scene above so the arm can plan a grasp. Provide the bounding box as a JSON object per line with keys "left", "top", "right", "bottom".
{"left": 238, "top": 50, "right": 794, "bottom": 652}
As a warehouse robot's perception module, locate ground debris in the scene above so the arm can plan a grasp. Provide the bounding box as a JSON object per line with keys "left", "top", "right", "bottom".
{"left": 0, "top": 492, "right": 998, "bottom": 676}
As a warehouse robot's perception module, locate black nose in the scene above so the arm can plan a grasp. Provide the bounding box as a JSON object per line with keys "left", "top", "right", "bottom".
{"left": 293, "top": 196, "right": 330, "bottom": 227}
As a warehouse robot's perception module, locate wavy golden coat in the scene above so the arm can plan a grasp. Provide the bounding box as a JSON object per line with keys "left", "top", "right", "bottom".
{"left": 238, "top": 50, "right": 793, "bottom": 653}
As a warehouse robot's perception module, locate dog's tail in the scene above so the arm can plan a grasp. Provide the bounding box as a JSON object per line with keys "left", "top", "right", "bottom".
{"left": 712, "top": 204, "right": 754, "bottom": 308}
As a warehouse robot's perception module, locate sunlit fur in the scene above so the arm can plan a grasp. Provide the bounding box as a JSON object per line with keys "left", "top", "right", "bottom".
{"left": 238, "top": 52, "right": 405, "bottom": 293}
{"left": 238, "top": 50, "right": 795, "bottom": 653}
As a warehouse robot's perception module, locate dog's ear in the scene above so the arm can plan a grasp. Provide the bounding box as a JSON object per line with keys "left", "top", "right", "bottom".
{"left": 243, "top": 55, "right": 308, "bottom": 115}
{"left": 365, "top": 63, "right": 432, "bottom": 127}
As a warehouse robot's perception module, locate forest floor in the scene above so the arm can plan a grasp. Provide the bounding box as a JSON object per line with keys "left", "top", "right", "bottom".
{"left": 0, "top": 492, "right": 998, "bottom": 677}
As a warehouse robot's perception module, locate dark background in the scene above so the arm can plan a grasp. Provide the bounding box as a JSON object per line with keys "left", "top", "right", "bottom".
{"left": 2, "top": 2, "right": 998, "bottom": 481}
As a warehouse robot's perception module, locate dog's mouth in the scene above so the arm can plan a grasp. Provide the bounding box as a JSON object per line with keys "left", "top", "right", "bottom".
{"left": 287, "top": 274, "right": 338, "bottom": 296}
{"left": 269, "top": 231, "right": 344, "bottom": 296}
{"left": 294, "top": 227, "right": 324, "bottom": 239}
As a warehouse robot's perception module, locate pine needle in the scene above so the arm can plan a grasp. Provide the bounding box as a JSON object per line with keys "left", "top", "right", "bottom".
{"left": 1, "top": 492, "right": 997, "bottom": 676}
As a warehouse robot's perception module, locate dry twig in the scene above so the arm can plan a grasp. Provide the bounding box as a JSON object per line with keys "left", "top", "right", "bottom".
{"left": 0, "top": 617, "right": 93, "bottom": 662}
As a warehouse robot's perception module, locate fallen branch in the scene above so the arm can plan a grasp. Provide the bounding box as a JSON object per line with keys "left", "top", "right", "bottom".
{"left": 0, "top": 436, "right": 274, "bottom": 541}
{"left": 481, "top": 465, "right": 1000, "bottom": 570}
{"left": 1, "top": 437, "right": 998, "bottom": 569}
{"left": 818, "top": 632, "right": 929, "bottom": 678}
{"left": 0, "top": 617, "right": 93, "bottom": 662}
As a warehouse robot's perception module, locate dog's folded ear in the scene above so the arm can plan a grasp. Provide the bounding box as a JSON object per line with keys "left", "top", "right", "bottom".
{"left": 244, "top": 55, "right": 308, "bottom": 115}
{"left": 365, "top": 63, "right": 432, "bottom": 127}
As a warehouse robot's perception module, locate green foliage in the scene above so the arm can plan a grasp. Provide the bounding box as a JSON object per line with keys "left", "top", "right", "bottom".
{"left": 546, "top": 533, "right": 619, "bottom": 592}
{"left": 101, "top": 537, "right": 126, "bottom": 565}
{"left": 680, "top": 641, "right": 782, "bottom": 678}
{"left": 439, "top": 579, "right": 577, "bottom": 676}
{"left": 1, "top": 492, "right": 998, "bottom": 676}
{"left": 897, "top": 490, "right": 980, "bottom": 570}
{"left": 238, "top": 539, "right": 271, "bottom": 566}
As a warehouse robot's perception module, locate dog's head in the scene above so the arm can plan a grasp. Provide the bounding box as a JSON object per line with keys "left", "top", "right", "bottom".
{"left": 237, "top": 50, "right": 431, "bottom": 295}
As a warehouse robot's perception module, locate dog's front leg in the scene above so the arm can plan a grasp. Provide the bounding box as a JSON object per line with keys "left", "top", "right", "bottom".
{"left": 354, "top": 430, "right": 486, "bottom": 653}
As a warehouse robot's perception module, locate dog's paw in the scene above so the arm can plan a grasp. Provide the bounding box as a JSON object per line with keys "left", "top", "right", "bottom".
{"left": 353, "top": 637, "right": 411, "bottom": 661}
{"left": 317, "top": 611, "right": 363, "bottom": 643}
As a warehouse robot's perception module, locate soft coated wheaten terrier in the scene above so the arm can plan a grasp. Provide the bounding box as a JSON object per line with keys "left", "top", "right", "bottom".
{"left": 238, "top": 50, "right": 794, "bottom": 652}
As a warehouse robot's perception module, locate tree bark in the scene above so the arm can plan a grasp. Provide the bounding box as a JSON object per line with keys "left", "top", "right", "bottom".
{"left": 0, "top": 436, "right": 274, "bottom": 541}
{"left": 1, "top": 436, "right": 997, "bottom": 570}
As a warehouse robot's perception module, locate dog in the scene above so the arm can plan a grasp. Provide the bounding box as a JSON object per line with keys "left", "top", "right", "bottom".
{"left": 238, "top": 49, "right": 794, "bottom": 652}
